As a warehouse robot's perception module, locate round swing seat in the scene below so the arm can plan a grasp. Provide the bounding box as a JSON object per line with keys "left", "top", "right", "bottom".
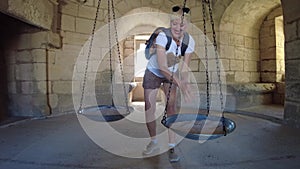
{"left": 163, "top": 114, "right": 236, "bottom": 140}
{"left": 78, "top": 105, "right": 134, "bottom": 122}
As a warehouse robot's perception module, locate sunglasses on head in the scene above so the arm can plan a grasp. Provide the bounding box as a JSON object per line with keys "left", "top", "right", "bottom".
{"left": 172, "top": 6, "right": 190, "bottom": 14}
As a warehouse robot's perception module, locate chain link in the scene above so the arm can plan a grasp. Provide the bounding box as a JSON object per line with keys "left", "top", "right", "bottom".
{"left": 161, "top": 0, "right": 187, "bottom": 125}
{"left": 206, "top": 0, "right": 226, "bottom": 135}
{"left": 108, "top": 0, "right": 114, "bottom": 105}
{"left": 78, "top": 0, "right": 102, "bottom": 114}
{"left": 207, "top": 1, "right": 224, "bottom": 113}
{"left": 202, "top": 0, "right": 210, "bottom": 115}
{"left": 111, "top": 0, "right": 130, "bottom": 112}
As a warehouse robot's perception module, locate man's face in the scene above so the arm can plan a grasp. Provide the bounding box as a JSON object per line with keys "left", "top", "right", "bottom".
{"left": 170, "top": 17, "right": 188, "bottom": 40}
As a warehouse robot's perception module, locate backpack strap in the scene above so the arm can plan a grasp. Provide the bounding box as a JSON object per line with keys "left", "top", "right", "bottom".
{"left": 163, "top": 29, "right": 189, "bottom": 56}
{"left": 181, "top": 32, "right": 189, "bottom": 56}
{"left": 162, "top": 28, "right": 172, "bottom": 51}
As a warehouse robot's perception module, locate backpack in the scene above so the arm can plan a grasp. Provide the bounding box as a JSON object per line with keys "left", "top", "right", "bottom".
{"left": 144, "top": 27, "right": 189, "bottom": 60}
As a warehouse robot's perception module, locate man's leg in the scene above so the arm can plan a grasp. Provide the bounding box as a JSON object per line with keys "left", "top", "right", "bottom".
{"left": 143, "top": 88, "right": 160, "bottom": 155}
{"left": 163, "top": 83, "right": 180, "bottom": 162}
{"left": 144, "top": 88, "right": 159, "bottom": 138}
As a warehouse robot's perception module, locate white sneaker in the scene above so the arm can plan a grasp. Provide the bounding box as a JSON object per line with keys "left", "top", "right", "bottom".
{"left": 168, "top": 148, "right": 180, "bottom": 162}
{"left": 143, "top": 141, "right": 159, "bottom": 155}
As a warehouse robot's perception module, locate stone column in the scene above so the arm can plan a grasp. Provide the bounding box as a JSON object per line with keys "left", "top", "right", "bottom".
{"left": 7, "top": 31, "right": 60, "bottom": 117}
{"left": 281, "top": 0, "right": 300, "bottom": 127}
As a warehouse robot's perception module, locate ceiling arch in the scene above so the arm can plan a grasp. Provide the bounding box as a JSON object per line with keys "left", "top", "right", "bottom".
{"left": 219, "top": 0, "right": 281, "bottom": 37}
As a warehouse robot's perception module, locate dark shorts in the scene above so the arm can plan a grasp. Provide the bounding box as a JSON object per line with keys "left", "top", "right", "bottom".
{"left": 142, "top": 69, "right": 170, "bottom": 89}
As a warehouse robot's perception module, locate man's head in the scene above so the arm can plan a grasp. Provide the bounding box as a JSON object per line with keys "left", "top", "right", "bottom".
{"left": 170, "top": 5, "right": 190, "bottom": 40}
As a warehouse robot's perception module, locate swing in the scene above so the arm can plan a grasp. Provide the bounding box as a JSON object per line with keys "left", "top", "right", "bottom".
{"left": 77, "top": 0, "right": 133, "bottom": 122}
{"left": 161, "top": 0, "right": 236, "bottom": 140}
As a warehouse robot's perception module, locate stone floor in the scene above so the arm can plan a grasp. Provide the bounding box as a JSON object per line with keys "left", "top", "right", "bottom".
{"left": 0, "top": 104, "right": 300, "bottom": 169}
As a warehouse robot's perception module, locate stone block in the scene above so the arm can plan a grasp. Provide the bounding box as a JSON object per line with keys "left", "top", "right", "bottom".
{"left": 250, "top": 72, "right": 260, "bottom": 82}
{"left": 286, "top": 40, "right": 300, "bottom": 60}
{"left": 261, "top": 60, "right": 276, "bottom": 72}
{"left": 5, "top": 0, "right": 56, "bottom": 30}
{"left": 17, "top": 34, "right": 31, "bottom": 50}
{"left": 235, "top": 72, "right": 250, "bottom": 83}
{"left": 16, "top": 64, "right": 34, "bottom": 81}
{"left": 234, "top": 47, "right": 244, "bottom": 59}
{"left": 244, "top": 60, "right": 258, "bottom": 72}
{"left": 260, "top": 36, "right": 276, "bottom": 49}
{"left": 267, "top": 7, "right": 283, "bottom": 20}
{"left": 30, "top": 32, "right": 49, "bottom": 49}
{"left": 49, "top": 94, "right": 58, "bottom": 110}
{"left": 219, "top": 32, "right": 229, "bottom": 45}
{"left": 298, "top": 21, "right": 300, "bottom": 39}
{"left": 62, "top": 31, "right": 89, "bottom": 45}
{"left": 47, "top": 31, "right": 62, "bottom": 48}
{"left": 6, "top": 50, "right": 16, "bottom": 64}
{"left": 21, "top": 81, "right": 34, "bottom": 94}
{"left": 52, "top": 81, "right": 72, "bottom": 94}
{"left": 48, "top": 63, "right": 74, "bottom": 81}
{"left": 220, "top": 44, "right": 234, "bottom": 59}
{"left": 7, "top": 65, "right": 15, "bottom": 82}
{"left": 60, "top": 1, "right": 78, "bottom": 15}
{"left": 276, "top": 82, "right": 285, "bottom": 94}
{"left": 244, "top": 37, "right": 254, "bottom": 49}
{"left": 284, "top": 101, "right": 300, "bottom": 128}
{"left": 124, "top": 48, "right": 134, "bottom": 57}
{"left": 32, "top": 49, "right": 47, "bottom": 63}
{"left": 219, "top": 22, "right": 234, "bottom": 33}
{"left": 260, "top": 48, "right": 276, "bottom": 60}
{"left": 115, "top": 0, "right": 130, "bottom": 15}
{"left": 285, "top": 60, "right": 300, "bottom": 81}
{"left": 124, "top": 40, "right": 134, "bottom": 48}
{"left": 273, "top": 93, "right": 285, "bottom": 105}
{"left": 56, "top": 94, "right": 75, "bottom": 113}
{"left": 37, "top": 81, "right": 47, "bottom": 94}
{"left": 244, "top": 48, "right": 259, "bottom": 61}
{"left": 78, "top": 5, "right": 97, "bottom": 19}
{"left": 230, "top": 60, "right": 243, "bottom": 71}
{"left": 286, "top": 82, "right": 300, "bottom": 102}
{"left": 33, "top": 63, "right": 47, "bottom": 81}
{"left": 226, "top": 72, "right": 235, "bottom": 83}
{"left": 61, "top": 14, "right": 76, "bottom": 31}
{"left": 8, "top": 82, "right": 17, "bottom": 94}
{"left": 16, "top": 50, "right": 32, "bottom": 63}
{"left": 75, "top": 17, "right": 93, "bottom": 34}
{"left": 8, "top": 94, "right": 50, "bottom": 117}
{"left": 260, "top": 27, "right": 270, "bottom": 38}
{"left": 261, "top": 72, "right": 276, "bottom": 82}
{"left": 190, "top": 59, "right": 199, "bottom": 72}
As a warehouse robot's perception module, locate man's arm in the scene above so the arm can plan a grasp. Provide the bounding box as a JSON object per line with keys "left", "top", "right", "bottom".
{"left": 156, "top": 45, "right": 181, "bottom": 87}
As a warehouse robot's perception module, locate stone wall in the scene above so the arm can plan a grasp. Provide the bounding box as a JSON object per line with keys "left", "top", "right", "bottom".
{"left": 1, "top": 0, "right": 299, "bottom": 128}
{"left": 281, "top": 0, "right": 300, "bottom": 127}
{"left": 259, "top": 6, "right": 285, "bottom": 105}
{"left": 0, "top": 0, "right": 58, "bottom": 30}
{"left": 260, "top": 7, "right": 283, "bottom": 83}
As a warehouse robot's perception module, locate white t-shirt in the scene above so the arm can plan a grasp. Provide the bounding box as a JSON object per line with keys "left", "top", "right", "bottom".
{"left": 146, "top": 31, "right": 195, "bottom": 78}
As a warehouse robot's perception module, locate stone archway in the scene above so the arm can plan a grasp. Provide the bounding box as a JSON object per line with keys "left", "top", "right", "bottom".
{"left": 218, "top": 0, "right": 281, "bottom": 83}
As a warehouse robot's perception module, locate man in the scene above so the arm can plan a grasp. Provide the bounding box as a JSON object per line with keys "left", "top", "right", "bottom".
{"left": 142, "top": 5, "right": 195, "bottom": 162}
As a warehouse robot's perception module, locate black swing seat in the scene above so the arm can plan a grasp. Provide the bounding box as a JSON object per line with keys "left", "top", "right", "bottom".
{"left": 163, "top": 113, "right": 236, "bottom": 140}
{"left": 78, "top": 105, "right": 134, "bottom": 122}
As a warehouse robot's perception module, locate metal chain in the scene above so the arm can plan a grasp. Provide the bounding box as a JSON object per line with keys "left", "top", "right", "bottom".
{"left": 202, "top": 0, "right": 210, "bottom": 115}
{"left": 111, "top": 0, "right": 130, "bottom": 112}
{"left": 78, "top": 0, "right": 102, "bottom": 114}
{"left": 108, "top": 0, "right": 114, "bottom": 105}
{"left": 206, "top": 0, "right": 226, "bottom": 135}
{"left": 161, "top": 0, "right": 187, "bottom": 125}
{"left": 207, "top": 0, "right": 224, "bottom": 113}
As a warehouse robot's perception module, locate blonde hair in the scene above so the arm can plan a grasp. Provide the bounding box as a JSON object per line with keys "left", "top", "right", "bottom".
{"left": 169, "top": 5, "right": 190, "bottom": 23}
